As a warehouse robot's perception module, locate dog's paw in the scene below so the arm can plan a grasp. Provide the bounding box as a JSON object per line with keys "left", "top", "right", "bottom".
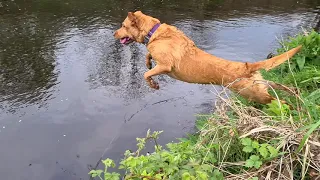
{"left": 153, "top": 83, "right": 159, "bottom": 90}
{"left": 151, "top": 83, "right": 159, "bottom": 90}
{"left": 150, "top": 80, "right": 159, "bottom": 90}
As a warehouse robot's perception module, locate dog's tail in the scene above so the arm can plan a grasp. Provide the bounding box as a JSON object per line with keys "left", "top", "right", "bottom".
{"left": 248, "top": 45, "right": 302, "bottom": 72}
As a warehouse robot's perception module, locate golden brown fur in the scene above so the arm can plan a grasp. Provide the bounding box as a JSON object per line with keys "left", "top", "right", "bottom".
{"left": 114, "top": 11, "right": 302, "bottom": 104}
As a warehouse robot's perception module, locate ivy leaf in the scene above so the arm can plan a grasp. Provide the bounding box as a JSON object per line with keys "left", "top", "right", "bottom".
{"left": 259, "top": 146, "right": 269, "bottom": 158}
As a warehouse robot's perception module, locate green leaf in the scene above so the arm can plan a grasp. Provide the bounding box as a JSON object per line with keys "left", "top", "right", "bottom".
{"left": 95, "top": 169, "right": 103, "bottom": 175}
{"left": 182, "top": 172, "right": 192, "bottom": 180}
{"left": 254, "top": 160, "right": 263, "bottom": 169}
{"left": 295, "top": 124, "right": 314, "bottom": 132}
{"left": 260, "top": 143, "right": 269, "bottom": 148}
{"left": 88, "top": 170, "right": 96, "bottom": 175}
{"left": 102, "top": 158, "right": 115, "bottom": 168}
{"left": 250, "top": 155, "right": 260, "bottom": 161}
{"left": 124, "top": 150, "right": 132, "bottom": 157}
{"left": 195, "top": 119, "right": 207, "bottom": 130}
{"left": 105, "top": 172, "right": 121, "bottom": 180}
{"left": 267, "top": 146, "right": 279, "bottom": 158}
{"left": 245, "top": 159, "right": 255, "bottom": 168}
{"left": 212, "top": 169, "right": 224, "bottom": 180}
{"left": 305, "top": 89, "right": 320, "bottom": 102}
{"left": 205, "top": 153, "right": 217, "bottom": 164}
{"left": 259, "top": 146, "right": 269, "bottom": 158}
{"left": 196, "top": 170, "right": 208, "bottom": 179}
{"left": 296, "top": 56, "right": 306, "bottom": 70}
{"left": 243, "top": 146, "right": 254, "bottom": 153}
{"left": 141, "top": 170, "right": 147, "bottom": 176}
{"left": 245, "top": 155, "right": 262, "bottom": 169}
{"left": 178, "top": 138, "right": 189, "bottom": 142}
{"left": 155, "top": 173, "right": 164, "bottom": 179}
{"left": 241, "top": 138, "right": 252, "bottom": 146}
{"left": 296, "top": 119, "right": 320, "bottom": 153}
{"left": 252, "top": 141, "right": 260, "bottom": 149}
{"left": 200, "top": 164, "right": 213, "bottom": 172}
{"left": 306, "top": 33, "right": 313, "bottom": 45}
{"left": 88, "top": 169, "right": 103, "bottom": 178}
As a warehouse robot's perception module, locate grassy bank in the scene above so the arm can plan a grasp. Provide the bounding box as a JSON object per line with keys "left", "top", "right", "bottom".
{"left": 89, "top": 30, "right": 320, "bottom": 180}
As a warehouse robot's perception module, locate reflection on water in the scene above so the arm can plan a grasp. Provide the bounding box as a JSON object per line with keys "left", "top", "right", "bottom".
{"left": 0, "top": 14, "right": 58, "bottom": 112}
{"left": 0, "top": 0, "right": 318, "bottom": 179}
{"left": 0, "top": 0, "right": 318, "bottom": 112}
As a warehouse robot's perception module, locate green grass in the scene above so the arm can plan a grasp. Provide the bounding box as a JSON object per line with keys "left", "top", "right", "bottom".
{"left": 89, "top": 30, "right": 320, "bottom": 180}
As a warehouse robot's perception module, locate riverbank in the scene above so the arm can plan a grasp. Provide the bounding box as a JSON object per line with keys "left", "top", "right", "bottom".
{"left": 89, "top": 30, "right": 320, "bottom": 180}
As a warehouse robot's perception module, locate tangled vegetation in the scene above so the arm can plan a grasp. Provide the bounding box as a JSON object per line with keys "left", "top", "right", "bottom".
{"left": 89, "top": 30, "right": 320, "bottom": 180}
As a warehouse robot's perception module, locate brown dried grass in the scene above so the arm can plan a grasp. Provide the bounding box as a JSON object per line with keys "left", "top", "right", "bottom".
{"left": 195, "top": 85, "right": 320, "bottom": 180}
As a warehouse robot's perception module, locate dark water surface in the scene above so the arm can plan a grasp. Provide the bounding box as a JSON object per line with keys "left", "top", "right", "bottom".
{"left": 0, "top": 0, "right": 318, "bottom": 179}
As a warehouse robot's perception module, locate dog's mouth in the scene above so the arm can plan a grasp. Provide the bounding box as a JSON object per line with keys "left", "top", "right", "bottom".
{"left": 120, "top": 37, "right": 133, "bottom": 45}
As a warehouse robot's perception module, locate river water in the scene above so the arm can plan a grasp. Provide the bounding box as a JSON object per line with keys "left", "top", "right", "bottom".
{"left": 0, "top": 0, "right": 318, "bottom": 179}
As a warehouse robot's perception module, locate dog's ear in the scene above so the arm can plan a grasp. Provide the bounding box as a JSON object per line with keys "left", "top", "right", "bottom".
{"left": 128, "top": 12, "right": 136, "bottom": 22}
{"left": 134, "top": 11, "right": 143, "bottom": 15}
{"left": 128, "top": 11, "right": 142, "bottom": 27}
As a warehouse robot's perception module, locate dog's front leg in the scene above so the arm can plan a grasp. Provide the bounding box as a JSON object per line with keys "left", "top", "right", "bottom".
{"left": 143, "top": 65, "right": 171, "bottom": 90}
{"left": 145, "top": 52, "right": 153, "bottom": 70}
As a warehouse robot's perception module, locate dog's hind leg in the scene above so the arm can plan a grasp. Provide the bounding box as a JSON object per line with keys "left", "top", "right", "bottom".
{"left": 146, "top": 52, "right": 153, "bottom": 70}
{"left": 268, "top": 81, "right": 298, "bottom": 95}
{"left": 240, "top": 87, "right": 288, "bottom": 105}
{"left": 143, "top": 65, "right": 171, "bottom": 90}
{"left": 233, "top": 80, "right": 287, "bottom": 105}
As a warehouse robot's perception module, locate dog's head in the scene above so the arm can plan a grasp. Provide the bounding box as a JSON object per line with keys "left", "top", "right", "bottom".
{"left": 114, "top": 11, "right": 160, "bottom": 44}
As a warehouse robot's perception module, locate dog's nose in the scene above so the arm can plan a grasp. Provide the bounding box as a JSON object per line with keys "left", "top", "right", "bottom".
{"left": 113, "top": 31, "right": 118, "bottom": 37}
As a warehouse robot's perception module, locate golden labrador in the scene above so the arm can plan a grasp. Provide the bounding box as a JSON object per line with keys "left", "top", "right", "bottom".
{"left": 114, "top": 11, "right": 302, "bottom": 104}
